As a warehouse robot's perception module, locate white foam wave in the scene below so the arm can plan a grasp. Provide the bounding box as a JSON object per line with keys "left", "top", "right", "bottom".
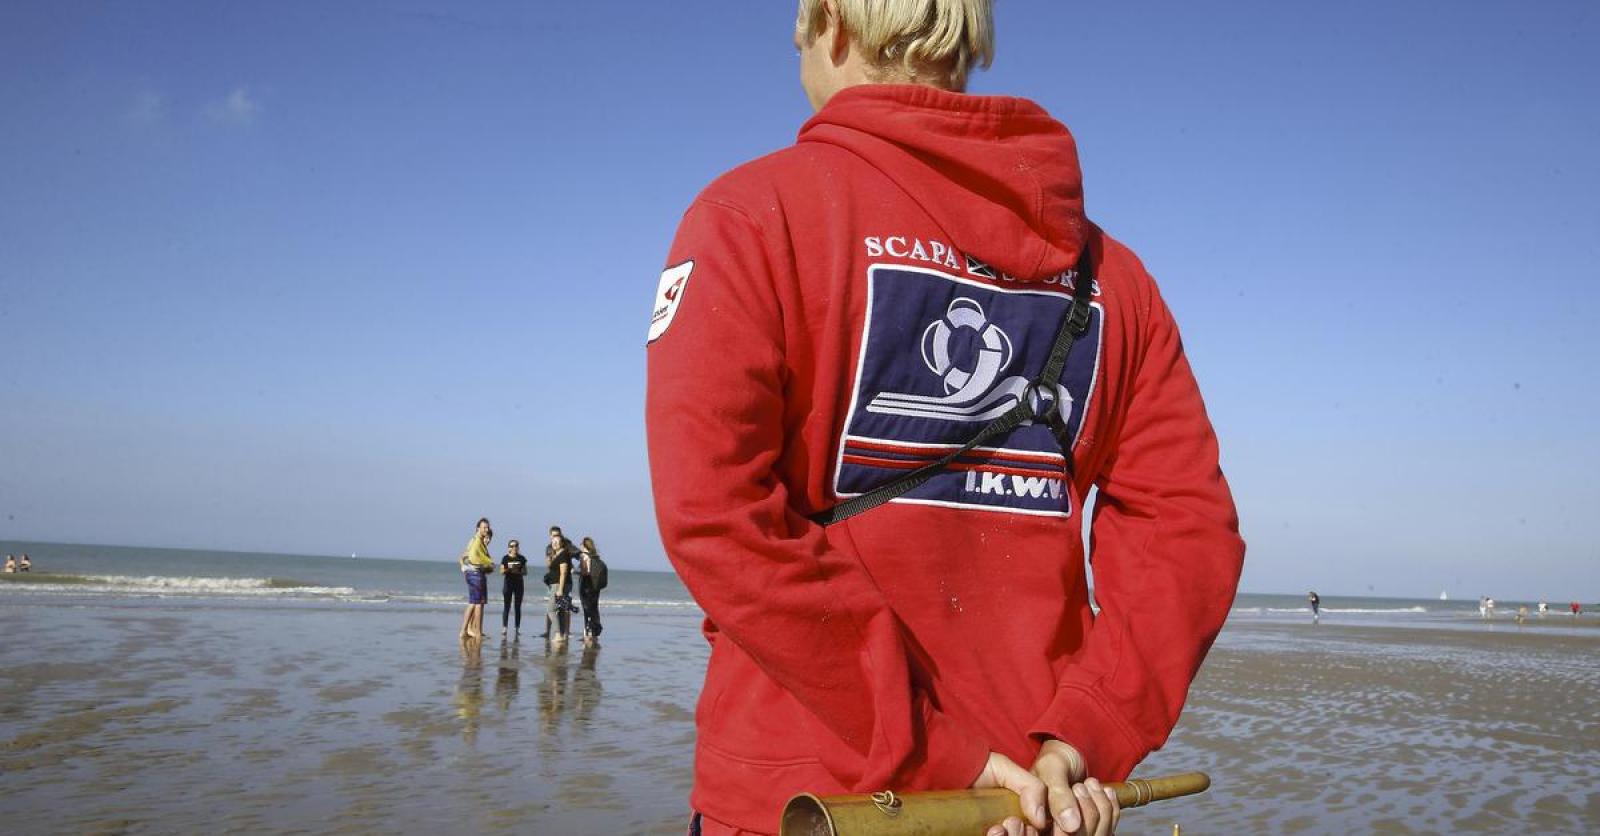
{"left": 6, "top": 575, "right": 356, "bottom": 599}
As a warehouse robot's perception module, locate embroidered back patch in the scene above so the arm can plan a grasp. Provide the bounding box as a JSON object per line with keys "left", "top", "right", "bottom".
{"left": 834, "top": 265, "right": 1103, "bottom": 517}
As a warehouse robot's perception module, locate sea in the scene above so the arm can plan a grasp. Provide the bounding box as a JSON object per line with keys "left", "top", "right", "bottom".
{"left": 0, "top": 540, "right": 1581, "bottom": 633}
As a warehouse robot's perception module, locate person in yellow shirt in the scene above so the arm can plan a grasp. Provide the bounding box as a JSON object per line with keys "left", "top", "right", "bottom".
{"left": 459, "top": 517, "right": 495, "bottom": 639}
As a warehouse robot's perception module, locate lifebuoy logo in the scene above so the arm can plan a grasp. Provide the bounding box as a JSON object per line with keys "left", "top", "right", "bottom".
{"left": 647, "top": 260, "right": 694, "bottom": 343}
{"left": 834, "top": 264, "right": 1103, "bottom": 518}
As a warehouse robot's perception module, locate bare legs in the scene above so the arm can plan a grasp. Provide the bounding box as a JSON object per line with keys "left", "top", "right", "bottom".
{"left": 460, "top": 603, "right": 485, "bottom": 639}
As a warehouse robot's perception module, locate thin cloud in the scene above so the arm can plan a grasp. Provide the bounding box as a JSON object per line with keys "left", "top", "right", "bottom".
{"left": 207, "top": 87, "right": 260, "bottom": 125}
{"left": 128, "top": 88, "right": 165, "bottom": 125}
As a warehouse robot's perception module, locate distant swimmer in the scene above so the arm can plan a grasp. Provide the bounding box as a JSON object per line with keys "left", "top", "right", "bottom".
{"left": 17, "top": 554, "right": 29, "bottom": 572}
{"left": 1307, "top": 590, "right": 1320, "bottom": 623}
{"left": 500, "top": 539, "right": 528, "bottom": 636}
{"left": 2, "top": 555, "right": 14, "bottom": 573}
{"left": 459, "top": 517, "right": 495, "bottom": 640}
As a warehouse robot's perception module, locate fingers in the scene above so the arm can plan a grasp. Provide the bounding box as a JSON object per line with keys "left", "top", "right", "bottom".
{"left": 1083, "top": 778, "right": 1116, "bottom": 836}
{"left": 1073, "top": 784, "right": 1100, "bottom": 835}
{"left": 1031, "top": 741, "right": 1087, "bottom": 834}
{"left": 985, "top": 815, "right": 1037, "bottom": 836}
{"left": 976, "top": 752, "right": 1049, "bottom": 830}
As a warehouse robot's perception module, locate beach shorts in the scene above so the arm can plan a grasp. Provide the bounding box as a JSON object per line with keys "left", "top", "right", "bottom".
{"left": 464, "top": 570, "right": 487, "bottom": 604}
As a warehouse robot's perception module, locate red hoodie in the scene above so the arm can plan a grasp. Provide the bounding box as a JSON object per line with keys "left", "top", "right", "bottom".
{"left": 646, "top": 85, "right": 1243, "bottom": 834}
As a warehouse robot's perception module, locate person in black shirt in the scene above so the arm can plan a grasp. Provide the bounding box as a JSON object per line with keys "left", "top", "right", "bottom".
{"left": 500, "top": 539, "right": 529, "bottom": 635}
{"left": 577, "top": 537, "right": 609, "bottom": 641}
{"left": 544, "top": 526, "right": 579, "bottom": 641}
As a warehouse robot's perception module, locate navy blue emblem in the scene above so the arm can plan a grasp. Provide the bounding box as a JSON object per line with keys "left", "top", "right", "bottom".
{"left": 834, "top": 265, "right": 1103, "bottom": 517}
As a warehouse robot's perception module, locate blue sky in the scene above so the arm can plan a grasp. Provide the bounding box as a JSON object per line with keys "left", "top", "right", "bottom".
{"left": 1, "top": 1, "right": 1595, "bottom": 600}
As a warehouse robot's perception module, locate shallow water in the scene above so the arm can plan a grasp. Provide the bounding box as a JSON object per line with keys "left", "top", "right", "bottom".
{"left": 0, "top": 601, "right": 709, "bottom": 834}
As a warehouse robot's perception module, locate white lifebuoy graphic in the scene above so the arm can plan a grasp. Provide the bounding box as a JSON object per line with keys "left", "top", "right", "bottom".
{"left": 919, "top": 298, "right": 1013, "bottom": 402}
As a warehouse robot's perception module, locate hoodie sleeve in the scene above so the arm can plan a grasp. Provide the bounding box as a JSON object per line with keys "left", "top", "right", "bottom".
{"left": 1029, "top": 275, "right": 1245, "bottom": 780}
{"left": 647, "top": 198, "right": 989, "bottom": 792}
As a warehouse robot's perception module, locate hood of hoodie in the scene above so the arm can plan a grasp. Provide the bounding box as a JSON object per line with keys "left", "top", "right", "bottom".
{"left": 798, "top": 84, "right": 1089, "bottom": 279}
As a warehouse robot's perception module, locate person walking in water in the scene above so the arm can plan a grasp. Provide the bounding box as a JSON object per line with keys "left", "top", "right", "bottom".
{"left": 16, "top": 554, "right": 30, "bottom": 573}
{"left": 500, "top": 538, "right": 529, "bottom": 636}
{"left": 1308, "top": 590, "right": 1320, "bottom": 623}
{"left": 459, "top": 518, "right": 495, "bottom": 639}
{"left": 2, "top": 555, "right": 14, "bottom": 573}
{"left": 577, "top": 536, "right": 609, "bottom": 641}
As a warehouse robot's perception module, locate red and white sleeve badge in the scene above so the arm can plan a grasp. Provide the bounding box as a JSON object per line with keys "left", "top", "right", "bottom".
{"left": 647, "top": 260, "right": 694, "bottom": 344}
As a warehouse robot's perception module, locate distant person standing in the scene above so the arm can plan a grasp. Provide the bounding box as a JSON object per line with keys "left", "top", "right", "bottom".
{"left": 1573, "top": 601, "right": 1583, "bottom": 618}
{"left": 500, "top": 539, "right": 529, "bottom": 636}
{"left": 1538, "top": 601, "right": 1548, "bottom": 617}
{"left": 1486, "top": 597, "right": 1496, "bottom": 620}
{"left": 1307, "top": 591, "right": 1320, "bottom": 623}
{"left": 459, "top": 518, "right": 495, "bottom": 639}
{"left": 1478, "top": 596, "right": 1488, "bottom": 619}
{"left": 577, "top": 537, "right": 609, "bottom": 641}
{"left": 544, "top": 526, "right": 578, "bottom": 641}
{"left": 17, "top": 554, "right": 30, "bottom": 572}
{"left": 2, "top": 555, "right": 14, "bottom": 573}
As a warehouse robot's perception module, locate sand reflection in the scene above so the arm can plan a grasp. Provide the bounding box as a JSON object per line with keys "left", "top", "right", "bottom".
{"left": 537, "top": 639, "right": 602, "bottom": 734}
{"left": 454, "top": 636, "right": 485, "bottom": 745}
{"left": 495, "top": 639, "right": 521, "bottom": 713}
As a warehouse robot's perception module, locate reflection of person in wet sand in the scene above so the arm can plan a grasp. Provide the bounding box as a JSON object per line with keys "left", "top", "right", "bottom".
{"left": 570, "top": 641, "right": 602, "bottom": 730}
{"left": 455, "top": 637, "right": 485, "bottom": 746}
{"left": 538, "top": 639, "right": 571, "bottom": 735}
{"left": 495, "top": 640, "right": 521, "bottom": 713}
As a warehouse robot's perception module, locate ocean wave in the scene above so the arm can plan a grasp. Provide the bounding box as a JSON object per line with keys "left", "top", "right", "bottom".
{"left": 0, "top": 574, "right": 355, "bottom": 598}
{"left": 1, "top": 573, "right": 701, "bottom": 610}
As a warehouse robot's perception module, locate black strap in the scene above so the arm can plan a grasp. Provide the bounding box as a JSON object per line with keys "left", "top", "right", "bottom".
{"left": 810, "top": 241, "right": 1098, "bottom": 527}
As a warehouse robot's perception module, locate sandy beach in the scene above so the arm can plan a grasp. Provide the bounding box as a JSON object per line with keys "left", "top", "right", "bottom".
{"left": 1, "top": 552, "right": 1597, "bottom": 834}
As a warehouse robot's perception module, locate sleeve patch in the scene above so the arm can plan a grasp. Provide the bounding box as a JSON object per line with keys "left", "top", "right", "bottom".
{"left": 647, "top": 260, "right": 694, "bottom": 343}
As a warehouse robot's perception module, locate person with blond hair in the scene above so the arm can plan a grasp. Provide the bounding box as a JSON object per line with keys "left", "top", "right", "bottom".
{"left": 647, "top": 2, "right": 1244, "bottom": 834}
{"left": 458, "top": 517, "right": 494, "bottom": 639}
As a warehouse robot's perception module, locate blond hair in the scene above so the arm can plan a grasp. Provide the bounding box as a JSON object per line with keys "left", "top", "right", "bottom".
{"left": 796, "top": 0, "right": 994, "bottom": 89}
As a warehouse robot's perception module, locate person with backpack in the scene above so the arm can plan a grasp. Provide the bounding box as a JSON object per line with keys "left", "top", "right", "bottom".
{"left": 577, "top": 536, "right": 608, "bottom": 641}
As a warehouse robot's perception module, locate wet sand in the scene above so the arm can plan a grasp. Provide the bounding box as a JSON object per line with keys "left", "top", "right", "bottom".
{"left": 0, "top": 602, "right": 707, "bottom": 834}
{"left": 2, "top": 602, "right": 1596, "bottom": 834}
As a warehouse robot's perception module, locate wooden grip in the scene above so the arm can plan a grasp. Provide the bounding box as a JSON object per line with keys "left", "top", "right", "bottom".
{"left": 780, "top": 772, "right": 1210, "bottom": 835}
{"left": 1108, "top": 772, "right": 1210, "bottom": 808}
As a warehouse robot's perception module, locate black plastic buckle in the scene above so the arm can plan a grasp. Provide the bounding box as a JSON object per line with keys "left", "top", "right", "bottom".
{"left": 1067, "top": 299, "right": 1092, "bottom": 336}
